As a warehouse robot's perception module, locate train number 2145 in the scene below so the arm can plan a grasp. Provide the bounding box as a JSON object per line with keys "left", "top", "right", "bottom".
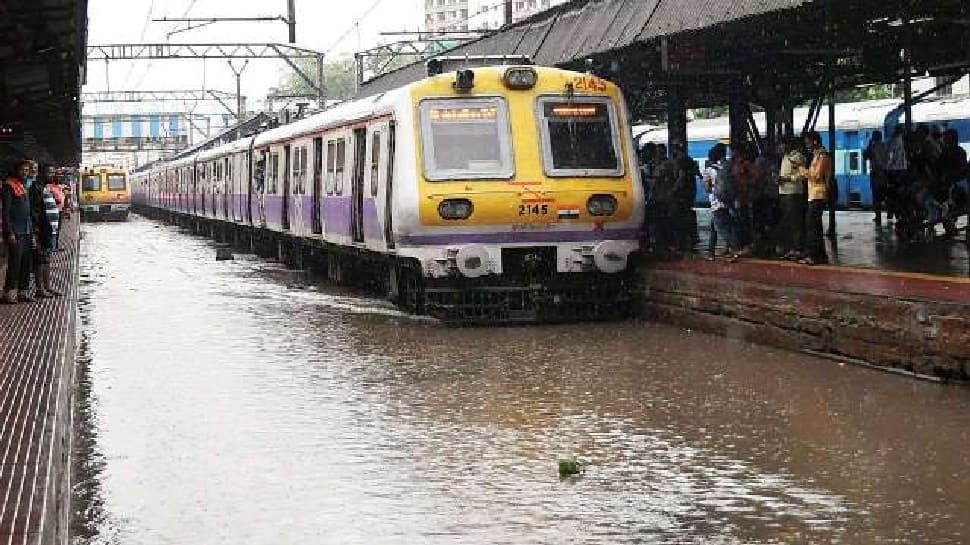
{"left": 518, "top": 203, "right": 550, "bottom": 216}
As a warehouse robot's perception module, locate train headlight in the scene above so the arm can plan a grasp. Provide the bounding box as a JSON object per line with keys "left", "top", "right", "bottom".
{"left": 456, "top": 244, "right": 491, "bottom": 278}
{"left": 503, "top": 67, "right": 537, "bottom": 90}
{"left": 587, "top": 194, "right": 618, "bottom": 217}
{"left": 438, "top": 198, "right": 474, "bottom": 220}
{"left": 592, "top": 241, "right": 627, "bottom": 274}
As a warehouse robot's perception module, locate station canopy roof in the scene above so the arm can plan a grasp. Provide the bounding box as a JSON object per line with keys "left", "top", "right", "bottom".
{"left": 0, "top": 0, "right": 87, "bottom": 165}
{"left": 359, "top": 0, "right": 970, "bottom": 118}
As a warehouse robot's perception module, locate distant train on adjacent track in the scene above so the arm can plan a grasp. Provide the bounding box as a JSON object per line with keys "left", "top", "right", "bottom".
{"left": 80, "top": 165, "right": 131, "bottom": 221}
{"left": 636, "top": 95, "right": 970, "bottom": 208}
{"left": 132, "top": 64, "right": 644, "bottom": 323}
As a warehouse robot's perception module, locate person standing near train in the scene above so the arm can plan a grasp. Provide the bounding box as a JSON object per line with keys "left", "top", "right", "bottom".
{"left": 28, "top": 162, "right": 61, "bottom": 298}
{"left": 776, "top": 138, "right": 806, "bottom": 260}
{"left": 2, "top": 159, "right": 36, "bottom": 303}
{"left": 800, "top": 132, "right": 832, "bottom": 266}
{"left": 864, "top": 131, "right": 889, "bottom": 225}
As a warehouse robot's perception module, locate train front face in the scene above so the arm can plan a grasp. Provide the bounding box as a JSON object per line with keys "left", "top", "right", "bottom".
{"left": 402, "top": 66, "right": 644, "bottom": 323}
{"left": 79, "top": 167, "right": 131, "bottom": 221}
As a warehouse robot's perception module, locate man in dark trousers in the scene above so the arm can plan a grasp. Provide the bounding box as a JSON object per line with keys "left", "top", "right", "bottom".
{"left": 2, "top": 159, "right": 36, "bottom": 303}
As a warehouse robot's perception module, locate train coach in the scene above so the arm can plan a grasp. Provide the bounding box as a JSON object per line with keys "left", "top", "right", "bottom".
{"left": 635, "top": 95, "right": 970, "bottom": 208}
{"left": 132, "top": 63, "right": 645, "bottom": 323}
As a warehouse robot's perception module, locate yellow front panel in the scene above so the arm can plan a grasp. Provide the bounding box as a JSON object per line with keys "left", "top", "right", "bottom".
{"left": 81, "top": 169, "right": 131, "bottom": 205}
{"left": 412, "top": 67, "right": 635, "bottom": 228}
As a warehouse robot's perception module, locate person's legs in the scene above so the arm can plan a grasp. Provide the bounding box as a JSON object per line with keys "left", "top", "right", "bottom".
{"left": 707, "top": 214, "right": 718, "bottom": 257}
{"left": 803, "top": 199, "right": 827, "bottom": 263}
{"left": 872, "top": 171, "right": 886, "bottom": 224}
{"left": 4, "top": 238, "right": 24, "bottom": 302}
{"left": 17, "top": 237, "right": 34, "bottom": 301}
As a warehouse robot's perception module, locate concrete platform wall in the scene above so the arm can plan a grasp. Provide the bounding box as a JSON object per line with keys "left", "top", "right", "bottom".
{"left": 641, "top": 266, "right": 970, "bottom": 381}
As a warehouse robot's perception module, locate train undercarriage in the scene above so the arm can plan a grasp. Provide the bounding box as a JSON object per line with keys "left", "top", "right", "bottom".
{"left": 136, "top": 206, "right": 639, "bottom": 325}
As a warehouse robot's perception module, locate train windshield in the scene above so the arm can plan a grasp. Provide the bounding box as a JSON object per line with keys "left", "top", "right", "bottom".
{"left": 82, "top": 175, "right": 101, "bottom": 191}
{"left": 420, "top": 97, "right": 513, "bottom": 180}
{"left": 538, "top": 97, "right": 623, "bottom": 177}
{"left": 107, "top": 174, "right": 127, "bottom": 191}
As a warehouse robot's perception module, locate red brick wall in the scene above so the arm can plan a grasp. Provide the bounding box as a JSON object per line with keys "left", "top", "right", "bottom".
{"left": 640, "top": 269, "right": 970, "bottom": 380}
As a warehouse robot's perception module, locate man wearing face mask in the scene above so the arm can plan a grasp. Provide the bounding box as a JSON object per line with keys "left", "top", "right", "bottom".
{"left": 2, "top": 159, "right": 36, "bottom": 303}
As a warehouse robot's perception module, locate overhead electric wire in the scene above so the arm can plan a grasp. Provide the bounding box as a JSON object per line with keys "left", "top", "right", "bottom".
{"left": 120, "top": 0, "right": 157, "bottom": 89}
{"left": 324, "top": 0, "right": 387, "bottom": 56}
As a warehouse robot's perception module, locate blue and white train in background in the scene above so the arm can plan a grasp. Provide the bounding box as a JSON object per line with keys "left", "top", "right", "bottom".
{"left": 635, "top": 96, "right": 970, "bottom": 208}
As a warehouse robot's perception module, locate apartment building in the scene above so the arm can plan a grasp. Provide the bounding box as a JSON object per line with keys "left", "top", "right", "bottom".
{"left": 424, "top": 0, "right": 567, "bottom": 33}
{"left": 424, "top": 0, "right": 470, "bottom": 33}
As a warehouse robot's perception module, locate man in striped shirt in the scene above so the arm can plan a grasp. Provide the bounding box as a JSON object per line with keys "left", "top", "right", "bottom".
{"left": 28, "top": 162, "right": 62, "bottom": 297}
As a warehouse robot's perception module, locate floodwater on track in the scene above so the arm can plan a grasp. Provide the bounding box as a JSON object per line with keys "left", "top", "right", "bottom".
{"left": 72, "top": 215, "right": 970, "bottom": 545}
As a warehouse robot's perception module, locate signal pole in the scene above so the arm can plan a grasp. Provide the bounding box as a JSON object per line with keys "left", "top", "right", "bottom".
{"left": 503, "top": 0, "right": 513, "bottom": 27}
{"left": 288, "top": 0, "right": 297, "bottom": 43}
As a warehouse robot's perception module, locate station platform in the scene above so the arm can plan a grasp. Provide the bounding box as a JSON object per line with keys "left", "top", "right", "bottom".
{"left": 0, "top": 216, "right": 78, "bottom": 544}
{"left": 641, "top": 213, "right": 970, "bottom": 379}
{"left": 694, "top": 209, "right": 969, "bottom": 278}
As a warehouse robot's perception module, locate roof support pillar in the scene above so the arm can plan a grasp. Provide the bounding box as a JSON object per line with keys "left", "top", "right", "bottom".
{"left": 666, "top": 86, "right": 688, "bottom": 153}
{"left": 827, "top": 81, "right": 837, "bottom": 237}
{"left": 728, "top": 94, "right": 748, "bottom": 149}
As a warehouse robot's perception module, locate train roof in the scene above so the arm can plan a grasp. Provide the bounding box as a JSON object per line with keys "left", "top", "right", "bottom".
{"left": 637, "top": 95, "right": 970, "bottom": 143}
{"left": 252, "top": 88, "right": 406, "bottom": 149}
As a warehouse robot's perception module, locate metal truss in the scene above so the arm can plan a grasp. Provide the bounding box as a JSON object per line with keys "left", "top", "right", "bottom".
{"left": 86, "top": 43, "right": 322, "bottom": 60}
{"left": 87, "top": 43, "right": 327, "bottom": 106}
{"left": 81, "top": 90, "right": 241, "bottom": 117}
{"left": 354, "top": 36, "right": 482, "bottom": 85}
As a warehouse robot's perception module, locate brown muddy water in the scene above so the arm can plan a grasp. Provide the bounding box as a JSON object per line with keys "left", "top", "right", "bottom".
{"left": 72, "top": 216, "right": 970, "bottom": 544}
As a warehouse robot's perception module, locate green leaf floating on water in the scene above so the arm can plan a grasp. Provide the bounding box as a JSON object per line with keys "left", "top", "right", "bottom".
{"left": 558, "top": 457, "right": 582, "bottom": 478}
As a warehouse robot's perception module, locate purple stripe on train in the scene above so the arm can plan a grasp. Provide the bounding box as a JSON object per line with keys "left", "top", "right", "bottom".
{"left": 363, "top": 199, "right": 382, "bottom": 242}
{"left": 323, "top": 196, "right": 352, "bottom": 237}
{"left": 396, "top": 228, "right": 641, "bottom": 246}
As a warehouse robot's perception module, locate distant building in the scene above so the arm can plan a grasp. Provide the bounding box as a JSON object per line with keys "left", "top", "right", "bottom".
{"left": 423, "top": 0, "right": 567, "bottom": 33}
{"left": 913, "top": 75, "right": 970, "bottom": 98}
{"left": 424, "top": 0, "right": 470, "bottom": 33}
{"left": 467, "top": 0, "right": 566, "bottom": 30}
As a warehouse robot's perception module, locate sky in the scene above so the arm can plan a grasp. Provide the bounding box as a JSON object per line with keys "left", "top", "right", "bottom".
{"left": 84, "top": 0, "right": 424, "bottom": 106}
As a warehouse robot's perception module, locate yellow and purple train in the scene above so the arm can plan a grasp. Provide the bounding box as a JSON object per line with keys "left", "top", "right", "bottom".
{"left": 132, "top": 64, "right": 645, "bottom": 323}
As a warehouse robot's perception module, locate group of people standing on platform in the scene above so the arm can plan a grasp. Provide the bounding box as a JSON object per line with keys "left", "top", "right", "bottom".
{"left": 640, "top": 131, "right": 836, "bottom": 266}
{"left": 641, "top": 124, "right": 970, "bottom": 265}
{"left": 1, "top": 158, "right": 71, "bottom": 304}
{"left": 864, "top": 124, "right": 969, "bottom": 237}
{"left": 703, "top": 131, "right": 834, "bottom": 265}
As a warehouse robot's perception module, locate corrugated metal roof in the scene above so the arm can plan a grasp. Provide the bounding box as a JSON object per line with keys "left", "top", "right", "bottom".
{"left": 358, "top": 0, "right": 819, "bottom": 97}
{"left": 638, "top": 0, "right": 811, "bottom": 41}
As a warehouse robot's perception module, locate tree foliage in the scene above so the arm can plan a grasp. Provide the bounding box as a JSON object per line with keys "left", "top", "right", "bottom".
{"left": 273, "top": 52, "right": 420, "bottom": 103}
{"left": 274, "top": 56, "right": 357, "bottom": 102}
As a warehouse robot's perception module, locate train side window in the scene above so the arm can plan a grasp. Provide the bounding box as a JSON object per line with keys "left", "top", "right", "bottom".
{"left": 290, "top": 147, "right": 300, "bottom": 195}
{"left": 335, "top": 138, "right": 346, "bottom": 195}
{"left": 370, "top": 130, "right": 381, "bottom": 197}
{"left": 326, "top": 140, "right": 336, "bottom": 195}
{"left": 294, "top": 146, "right": 307, "bottom": 195}
{"left": 301, "top": 146, "right": 309, "bottom": 195}
{"left": 849, "top": 151, "right": 860, "bottom": 172}
{"left": 269, "top": 153, "right": 280, "bottom": 194}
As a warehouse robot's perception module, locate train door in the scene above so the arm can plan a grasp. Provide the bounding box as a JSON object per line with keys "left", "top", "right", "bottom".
{"left": 282, "top": 145, "right": 291, "bottom": 230}
{"left": 291, "top": 144, "right": 306, "bottom": 234}
{"left": 843, "top": 129, "right": 863, "bottom": 208}
{"left": 312, "top": 137, "right": 323, "bottom": 234}
{"left": 246, "top": 151, "right": 253, "bottom": 225}
{"left": 351, "top": 128, "right": 367, "bottom": 243}
{"left": 224, "top": 157, "right": 231, "bottom": 219}
{"left": 384, "top": 122, "right": 396, "bottom": 249}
